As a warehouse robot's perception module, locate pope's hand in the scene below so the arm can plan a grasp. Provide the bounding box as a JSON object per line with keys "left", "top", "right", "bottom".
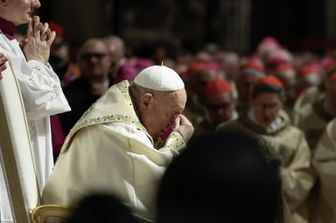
{"left": 174, "top": 114, "right": 194, "bottom": 142}
{"left": 0, "top": 53, "right": 8, "bottom": 80}
{"left": 23, "top": 16, "right": 56, "bottom": 65}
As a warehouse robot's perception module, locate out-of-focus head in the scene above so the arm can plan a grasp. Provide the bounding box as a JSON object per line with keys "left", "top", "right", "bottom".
{"left": 195, "top": 50, "right": 213, "bottom": 62}
{"left": 250, "top": 75, "right": 285, "bottom": 128}
{"left": 265, "top": 49, "right": 293, "bottom": 74}
{"left": 65, "top": 193, "right": 137, "bottom": 223}
{"left": 78, "top": 38, "right": 111, "bottom": 82}
{"left": 204, "top": 79, "right": 235, "bottom": 125}
{"left": 296, "top": 65, "right": 321, "bottom": 98}
{"left": 103, "top": 35, "right": 125, "bottom": 74}
{"left": 185, "top": 62, "right": 219, "bottom": 102}
{"left": 237, "top": 58, "right": 265, "bottom": 106}
{"left": 157, "top": 131, "right": 282, "bottom": 223}
{"left": 274, "top": 63, "right": 296, "bottom": 88}
{"left": 131, "top": 65, "right": 187, "bottom": 140}
{"left": 215, "top": 51, "right": 240, "bottom": 80}
{"left": 274, "top": 63, "right": 296, "bottom": 101}
{"left": 115, "top": 57, "right": 154, "bottom": 83}
{"left": 0, "top": 0, "right": 41, "bottom": 25}
{"left": 257, "top": 36, "right": 281, "bottom": 63}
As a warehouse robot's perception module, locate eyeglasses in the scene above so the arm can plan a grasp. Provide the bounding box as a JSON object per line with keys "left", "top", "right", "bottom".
{"left": 80, "top": 53, "right": 107, "bottom": 60}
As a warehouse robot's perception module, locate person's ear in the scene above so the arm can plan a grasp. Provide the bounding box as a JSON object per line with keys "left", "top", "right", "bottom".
{"left": 139, "top": 93, "right": 154, "bottom": 112}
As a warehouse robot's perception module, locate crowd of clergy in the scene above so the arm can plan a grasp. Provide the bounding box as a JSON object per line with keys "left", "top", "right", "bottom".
{"left": 2, "top": 13, "right": 336, "bottom": 222}
{"left": 43, "top": 24, "right": 336, "bottom": 222}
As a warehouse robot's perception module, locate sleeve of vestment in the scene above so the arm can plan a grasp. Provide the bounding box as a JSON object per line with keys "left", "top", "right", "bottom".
{"left": 0, "top": 41, "right": 70, "bottom": 120}
{"left": 313, "top": 120, "right": 336, "bottom": 212}
{"left": 159, "top": 131, "right": 186, "bottom": 154}
{"left": 281, "top": 131, "right": 315, "bottom": 211}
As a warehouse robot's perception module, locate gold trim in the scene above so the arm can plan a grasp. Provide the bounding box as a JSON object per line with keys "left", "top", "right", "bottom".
{"left": 30, "top": 205, "right": 73, "bottom": 223}
{"left": 165, "top": 131, "right": 186, "bottom": 151}
{"left": 61, "top": 81, "right": 150, "bottom": 154}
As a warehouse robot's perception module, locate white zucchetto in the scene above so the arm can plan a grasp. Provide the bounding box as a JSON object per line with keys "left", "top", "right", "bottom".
{"left": 134, "top": 65, "right": 185, "bottom": 91}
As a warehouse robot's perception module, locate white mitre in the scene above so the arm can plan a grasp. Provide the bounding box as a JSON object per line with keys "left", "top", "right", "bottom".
{"left": 134, "top": 65, "right": 185, "bottom": 91}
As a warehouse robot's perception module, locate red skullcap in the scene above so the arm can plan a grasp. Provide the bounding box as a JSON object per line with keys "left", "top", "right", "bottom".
{"left": 241, "top": 59, "right": 264, "bottom": 72}
{"left": 297, "top": 65, "right": 318, "bottom": 77}
{"left": 187, "top": 61, "right": 220, "bottom": 75}
{"left": 187, "top": 62, "right": 208, "bottom": 75}
{"left": 276, "top": 63, "right": 294, "bottom": 72}
{"left": 48, "top": 20, "right": 64, "bottom": 39}
{"left": 205, "top": 79, "right": 232, "bottom": 97}
{"left": 256, "top": 75, "right": 284, "bottom": 89}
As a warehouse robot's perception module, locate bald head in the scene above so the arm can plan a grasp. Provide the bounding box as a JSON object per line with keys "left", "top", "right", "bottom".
{"left": 103, "top": 35, "right": 125, "bottom": 76}
{"left": 79, "top": 38, "right": 108, "bottom": 56}
{"left": 103, "top": 35, "right": 125, "bottom": 61}
{"left": 78, "top": 38, "right": 111, "bottom": 81}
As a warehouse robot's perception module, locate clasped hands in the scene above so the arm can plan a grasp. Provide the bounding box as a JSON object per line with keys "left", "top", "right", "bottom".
{"left": 0, "top": 16, "right": 55, "bottom": 79}
{"left": 22, "top": 16, "right": 56, "bottom": 65}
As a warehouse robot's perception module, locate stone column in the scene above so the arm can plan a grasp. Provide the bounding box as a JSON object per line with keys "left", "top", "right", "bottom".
{"left": 326, "top": 0, "right": 336, "bottom": 38}
{"left": 218, "top": 0, "right": 251, "bottom": 53}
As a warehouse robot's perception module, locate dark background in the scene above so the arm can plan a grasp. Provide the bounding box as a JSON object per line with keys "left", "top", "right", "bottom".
{"left": 38, "top": 0, "right": 336, "bottom": 55}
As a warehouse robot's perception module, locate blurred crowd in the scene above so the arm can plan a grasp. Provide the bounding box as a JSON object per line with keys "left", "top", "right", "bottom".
{"left": 11, "top": 18, "right": 336, "bottom": 223}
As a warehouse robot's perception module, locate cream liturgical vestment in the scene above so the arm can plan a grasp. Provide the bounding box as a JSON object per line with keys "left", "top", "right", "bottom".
{"left": 217, "top": 110, "right": 314, "bottom": 223}
{"left": 293, "top": 96, "right": 332, "bottom": 150}
{"left": 0, "top": 31, "right": 70, "bottom": 188}
{"left": 0, "top": 32, "right": 70, "bottom": 222}
{"left": 42, "top": 81, "right": 186, "bottom": 222}
{"left": 313, "top": 118, "right": 336, "bottom": 223}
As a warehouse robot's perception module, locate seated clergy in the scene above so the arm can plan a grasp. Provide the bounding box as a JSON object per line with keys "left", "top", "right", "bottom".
{"left": 42, "top": 65, "right": 194, "bottom": 222}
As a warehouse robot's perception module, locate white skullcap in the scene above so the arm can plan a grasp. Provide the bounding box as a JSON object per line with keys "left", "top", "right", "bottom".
{"left": 134, "top": 65, "right": 185, "bottom": 91}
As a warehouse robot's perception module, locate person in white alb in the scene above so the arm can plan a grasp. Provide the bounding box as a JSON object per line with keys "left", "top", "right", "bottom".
{"left": 0, "top": 0, "right": 70, "bottom": 222}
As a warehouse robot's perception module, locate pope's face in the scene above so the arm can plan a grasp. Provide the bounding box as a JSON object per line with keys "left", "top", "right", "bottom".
{"left": 5, "top": 0, "right": 40, "bottom": 25}
{"left": 143, "top": 89, "right": 187, "bottom": 140}
{"left": 250, "top": 92, "right": 283, "bottom": 128}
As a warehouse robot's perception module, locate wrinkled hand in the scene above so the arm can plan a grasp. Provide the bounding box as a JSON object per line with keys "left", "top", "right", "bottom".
{"left": 173, "top": 114, "right": 194, "bottom": 142}
{"left": 23, "top": 16, "right": 56, "bottom": 65}
{"left": 0, "top": 53, "right": 8, "bottom": 80}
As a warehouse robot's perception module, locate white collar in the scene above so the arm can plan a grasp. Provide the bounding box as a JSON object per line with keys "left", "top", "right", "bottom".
{"left": 247, "top": 109, "right": 279, "bottom": 133}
